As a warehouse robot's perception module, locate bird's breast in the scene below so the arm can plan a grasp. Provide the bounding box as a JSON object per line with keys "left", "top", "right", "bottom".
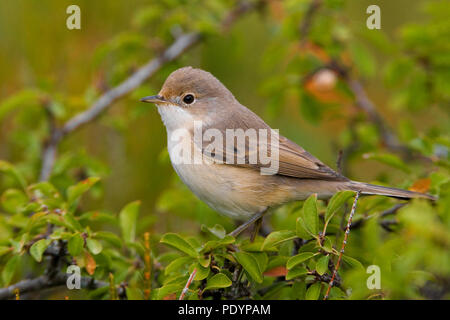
{"left": 165, "top": 133, "right": 299, "bottom": 219}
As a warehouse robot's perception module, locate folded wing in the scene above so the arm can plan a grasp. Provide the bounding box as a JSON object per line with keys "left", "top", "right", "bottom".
{"left": 196, "top": 104, "right": 348, "bottom": 181}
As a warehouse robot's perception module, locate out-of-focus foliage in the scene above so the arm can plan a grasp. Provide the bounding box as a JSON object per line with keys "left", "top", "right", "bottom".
{"left": 0, "top": 0, "right": 449, "bottom": 299}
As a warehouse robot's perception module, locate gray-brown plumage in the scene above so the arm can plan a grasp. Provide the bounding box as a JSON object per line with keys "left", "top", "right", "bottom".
{"left": 141, "top": 67, "right": 436, "bottom": 220}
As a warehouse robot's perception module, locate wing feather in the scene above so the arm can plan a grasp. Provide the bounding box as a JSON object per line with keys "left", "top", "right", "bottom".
{"left": 196, "top": 104, "right": 347, "bottom": 181}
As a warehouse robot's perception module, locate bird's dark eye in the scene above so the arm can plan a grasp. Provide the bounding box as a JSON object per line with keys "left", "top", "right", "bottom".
{"left": 183, "top": 94, "right": 195, "bottom": 104}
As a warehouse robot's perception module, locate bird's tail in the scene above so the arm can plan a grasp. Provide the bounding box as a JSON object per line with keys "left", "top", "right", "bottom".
{"left": 346, "top": 181, "right": 437, "bottom": 201}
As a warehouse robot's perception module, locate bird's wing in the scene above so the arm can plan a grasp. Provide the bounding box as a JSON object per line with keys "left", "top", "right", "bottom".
{"left": 272, "top": 135, "right": 347, "bottom": 180}
{"left": 196, "top": 105, "right": 347, "bottom": 181}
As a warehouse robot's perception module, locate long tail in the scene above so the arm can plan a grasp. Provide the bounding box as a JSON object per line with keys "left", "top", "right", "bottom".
{"left": 347, "top": 181, "right": 437, "bottom": 201}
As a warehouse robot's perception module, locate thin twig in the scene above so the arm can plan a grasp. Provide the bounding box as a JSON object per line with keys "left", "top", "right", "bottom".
{"left": 347, "top": 202, "right": 406, "bottom": 230}
{"left": 346, "top": 77, "right": 409, "bottom": 155}
{"left": 297, "top": 1, "right": 424, "bottom": 161}
{"left": 39, "top": 33, "right": 200, "bottom": 181}
{"left": 299, "top": 0, "right": 322, "bottom": 46}
{"left": 0, "top": 272, "right": 108, "bottom": 300}
{"left": 310, "top": 270, "right": 342, "bottom": 289}
{"left": 328, "top": 61, "right": 432, "bottom": 163}
{"left": 221, "top": 0, "right": 258, "bottom": 32}
{"left": 380, "top": 203, "right": 406, "bottom": 217}
{"left": 324, "top": 190, "right": 360, "bottom": 300}
{"left": 336, "top": 150, "right": 344, "bottom": 175}
{"left": 143, "top": 232, "right": 152, "bottom": 300}
{"left": 179, "top": 268, "right": 197, "bottom": 300}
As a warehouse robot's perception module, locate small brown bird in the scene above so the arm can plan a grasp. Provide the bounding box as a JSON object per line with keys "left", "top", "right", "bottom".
{"left": 141, "top": 67, "right": 435, "bottom": 235}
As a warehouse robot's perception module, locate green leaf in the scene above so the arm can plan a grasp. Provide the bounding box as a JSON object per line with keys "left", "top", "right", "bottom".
{"left": 204, "top": 273, "right": 232, "bottom": 291}
{"left": 86, "top": 238, "right": 103, "bottom": 255}
{"left": 126, "top": 288, "right": 144, "bottom": 300}
{"left": 342, "top": 255, "right": 364, "bottom": 270}
{"left": 0, "top": 246, "right": 12, "bottom": 257}
{"left": 160, "top": 233, "right": 199, "bottom": 258}
{"left": 287, "top": 252, "right": 316, "bottom": 269}
{"left": 201, "top": 240, "right": 229, "bottom": 253}
{"left": 62, "top": 213, "right": 83, "bottom": 232}
{"left": 94, "top": 231, "right": 122, "bottom": 248}
{"left": 286, "top": 266, "right": 308, "bottom": 280}
{"left": 296, "top": 217, "right": 314, "bottom": 239}
{"left": 325, "top": 191, "right": 355, "bottom": 225}
{"left": 234, "top": 252, "right": 263, "bottom": 283}
{"left": 329, "top": 286, "right": 347, "bottom": 299}
{"left": 0, "top": 89, "right": 41, "bottom": 121}
{"left": 198, "top": 255, "right": 211, "bottom": 268}
{"left": 2, "top": 255, "right": 20, "bottom": 285}
{"left": 1, "top": 189, "right": 28, "bottom": 213}
{"left": 67, "top": 177, "right": 100, "bottom": 208}
{"left": 266, "top": 256, "right": 289, "bottom": 271}
{"left": 0, "top": 160, "right": 26, "bottom": 190}
{"left": 192, "top": 263, "right": 210, "bottom": 281}
{"left": 299, "top": 90, "right": 322, "bottom": 124}
{"left": 261, "top": 230, "right": 296, "bottom": 250}
{"left": 119, "top": 201, "right": 141, "bottom": 243}
{"left": 201, "top": 224, "right": 226, "bottom": 239}
{"left": 349, "top": 42, "right": 376, "bottom": 78}
{"left": 165, "top": 256, "right": 194, "bottom": 275}
{"left": 363, "top": 152, "right": 411, "bottom": 173}
{"left": 305, "top": 282, "right": 322, "bottom": 300}
{"left": 250, "top": 252, "right": 268, "bottom": 273}
{"left": 68, "top": 234, "right": 84, "bottom": 257}
{"left": 29, "top": 239, "right": 51, "bottom": 262}
{"left": 157, "top": 283, "right": 183, "bottom": 300}
{"left": 303, "top": 194, "right": 319, "bottom": 235}
{"left": 292, "top": 280, "right": 307, "bottom": 299}
{"left": 316, "top": 255, "right": 330, "bottom": 276}
{"left": 321, "top": 237, "right": 333, "bottom": 253}
{"left": 28, "top": 182, "right": 60, "bottom": 200}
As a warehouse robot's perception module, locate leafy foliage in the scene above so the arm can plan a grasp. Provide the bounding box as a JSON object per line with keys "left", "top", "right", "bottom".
{"left": 0, "top": 0, "right": 449, "bottom": 300}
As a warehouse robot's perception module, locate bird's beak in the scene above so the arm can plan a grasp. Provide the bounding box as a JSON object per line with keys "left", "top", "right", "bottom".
{"left": 140, "top": 95, "right": 166, "bottom": 104}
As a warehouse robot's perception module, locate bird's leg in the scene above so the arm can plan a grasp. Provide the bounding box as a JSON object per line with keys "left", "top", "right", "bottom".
{"left": 250, "top": 217, "right": 263, "bottom": 243}
{"left": 229, "top": 209, "right": 267, "bottom": 238}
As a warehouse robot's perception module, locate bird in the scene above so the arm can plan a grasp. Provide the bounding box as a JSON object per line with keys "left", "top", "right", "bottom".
{"left": 141, "top": 66, "right": 436, "bottom": 236}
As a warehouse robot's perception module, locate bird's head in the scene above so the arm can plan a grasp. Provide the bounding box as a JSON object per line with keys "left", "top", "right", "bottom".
{"left": 141, "top": 66, "right": 236, "bottom": 130}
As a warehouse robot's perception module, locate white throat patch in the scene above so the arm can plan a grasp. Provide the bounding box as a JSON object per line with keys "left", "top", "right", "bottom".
{"left": 156, "top": 104, "right": 194, "bottom": 132}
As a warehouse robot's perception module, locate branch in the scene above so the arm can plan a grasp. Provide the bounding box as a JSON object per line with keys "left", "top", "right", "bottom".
{"left": 0, "top": 273, "right": 107, "bottom": 300}
{"left": 299, "top": 0, "right": 322, "bottom": 45}
{"left": 39, "top": 1, "right": 259, "bottom": 181}
{"left": 179, "top": 268, "right": 197, "bottom": 300}
{"left": 324, "top": 190, "right": 360, "bottom": 300}
{"left": 39, "top": 32, "right": 200, "bottom": 181}
{"left": 342, "top": 71, "right": 410, "bottom": 155}
{"left": 348, "top": 202, "right": 406, "bottom": 230}
{"left": 329, "top": 60, "right": 431, "bottom": 162}
{"left": 297, "top": 1, "right": 427, "bottom": 162}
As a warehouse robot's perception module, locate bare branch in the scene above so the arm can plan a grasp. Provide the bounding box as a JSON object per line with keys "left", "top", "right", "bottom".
{"left": 297, "top": 1, "right": 427, "bottom": 162}
{"left": 179, "top": 268, "right": 197, "bottom": 300}
{"left": 336, "top": 150, "right": 344, "bottom": 175}
{"left": 345, "top": 76, "right": 409, "bottom": 155}
{"left": 380, "top": 203, "right": 406, "bottom": 217}
{"left": 221, "top": 0, "right": 259, "bottom": 32}
{"left": 39, "top": 32, "right": 200, "bottom": 181}
{"left": 324, "top": 190, "right": 360, "bottom": 300}
{"left": 0, "top": 273, "right": 107, "bottom": 300}
{"left": 38, "top": 1, "right": 259, "bottom": 182}
{"left": 299, "top": 0, "right": 322, "bottom": 45}
{"left": 62, "top": 33, "right": 201, "bottom": 137}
